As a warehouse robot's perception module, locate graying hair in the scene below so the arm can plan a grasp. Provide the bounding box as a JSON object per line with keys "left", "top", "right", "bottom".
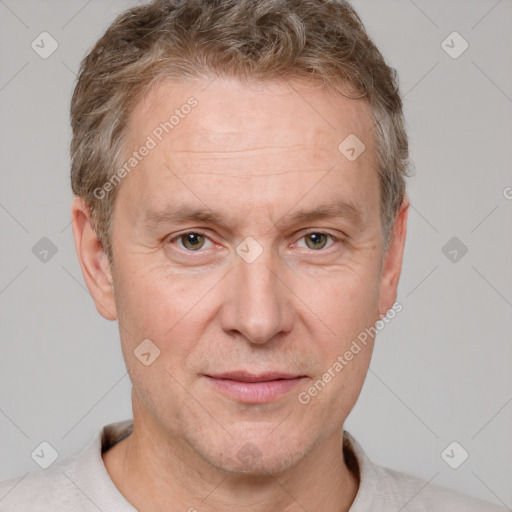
{"left": 70, "top": 0, "right": 411, "bottom": 260}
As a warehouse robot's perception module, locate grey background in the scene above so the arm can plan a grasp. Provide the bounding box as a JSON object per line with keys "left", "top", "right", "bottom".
{"left": 0, "top": 0, "right": 511, "bottom": 508}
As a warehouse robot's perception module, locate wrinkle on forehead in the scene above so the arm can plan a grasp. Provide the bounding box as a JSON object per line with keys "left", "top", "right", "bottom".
{"left": 169, "top": 168, "right": 332, "bottom": 178}
{"left": 166, "top": 124, "right": 340, "bottom": 154}
{"left": 168, "top": 144, "right": 331, "bottom": 155}
{"left": 161, "top": 142, "right": 343, "bottom": 179}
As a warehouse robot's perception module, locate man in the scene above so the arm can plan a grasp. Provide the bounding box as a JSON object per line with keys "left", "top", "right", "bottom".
{"left": 0, "top": 0, "right": 506, "bottom": 510}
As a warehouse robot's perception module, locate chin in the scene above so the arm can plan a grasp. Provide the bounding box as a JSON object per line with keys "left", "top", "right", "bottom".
{"left": 207, "top": 447, "right": 306, "bottom": 477}
{"left": 190, "top": 428, "right": 315, "bottom": 477}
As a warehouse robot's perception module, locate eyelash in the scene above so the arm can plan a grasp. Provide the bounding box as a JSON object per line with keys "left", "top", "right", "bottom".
{"left": 167, "top": 230, "right": 343, "bottom": 253}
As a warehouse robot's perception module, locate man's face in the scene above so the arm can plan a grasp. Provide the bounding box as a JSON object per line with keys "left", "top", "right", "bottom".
{"left": 93, "top": 77, "right": 402, "bottom": 474}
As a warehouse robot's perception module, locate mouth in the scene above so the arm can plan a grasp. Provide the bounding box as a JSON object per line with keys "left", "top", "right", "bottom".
{"left": 203, "top": 371, "right": 307, "bottom": 404}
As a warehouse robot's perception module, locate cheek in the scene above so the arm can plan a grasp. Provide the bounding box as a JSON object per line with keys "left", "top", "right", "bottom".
{"left": 294, "top": 262, "right": 381, "bottom": 343}
{"left": 114, "top": 270, "right": 170, "bottom": 337}
{"left": 333, "top": 277, "right": 380, "bottom": 333}
{"left": 111, "top": 266, "right": 171, "bottom": 361}
{"left": 113, "top": 257, "right": 218, "bottom": 350}
{"left": 113, "top": 265, "right": 202, "bottom": 408}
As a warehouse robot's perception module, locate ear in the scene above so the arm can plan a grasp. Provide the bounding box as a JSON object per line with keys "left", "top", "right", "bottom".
{"left": 377, "top": 196, "right": 409, "bottom": 318}
{"left": 71, "top": 197, "right": 118, "bottom": 321}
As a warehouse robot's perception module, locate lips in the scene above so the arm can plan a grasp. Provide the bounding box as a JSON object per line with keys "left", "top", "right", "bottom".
{"left": 203, "top": 371, "right": 307, "bottom": 403}
{"left": 206, "top": 371, "right": 303, "bottom": 383}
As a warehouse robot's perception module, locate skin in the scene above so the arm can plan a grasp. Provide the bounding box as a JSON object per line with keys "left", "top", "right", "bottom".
{"left": 72, "top": 76, "right": 409, "bottom": 512}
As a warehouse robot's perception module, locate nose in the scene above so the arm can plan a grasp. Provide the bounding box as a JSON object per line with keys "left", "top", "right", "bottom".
{"left": 220, "top": 244, "right": 295, "bottom": 345}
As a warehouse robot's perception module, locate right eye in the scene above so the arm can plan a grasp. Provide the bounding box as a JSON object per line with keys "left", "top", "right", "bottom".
{"left": 168, "top": 231, "right": 214, "bottom": 251}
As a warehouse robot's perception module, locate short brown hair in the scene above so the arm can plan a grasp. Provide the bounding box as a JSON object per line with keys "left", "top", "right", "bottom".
{"left": 70, "top": 0, "right": 411, "bottom": 261}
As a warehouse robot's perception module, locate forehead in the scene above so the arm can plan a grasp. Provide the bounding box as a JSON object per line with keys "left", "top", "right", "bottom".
{"left": 129, "top": 76, "right": 375, "bottom": 157}
{"left": 119, "top": 76, "right": 379, "bottom": 228}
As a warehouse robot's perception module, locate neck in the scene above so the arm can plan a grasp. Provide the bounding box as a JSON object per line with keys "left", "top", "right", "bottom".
{"left": 102, "top": 412, "right": 359, "bottom": 512}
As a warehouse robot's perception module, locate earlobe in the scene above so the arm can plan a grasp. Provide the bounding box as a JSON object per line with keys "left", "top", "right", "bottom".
{"left": 71, "top": 197, "right": 118, "bottom": 321}
{"left": 377, "top": 196, "right": 409, "bottom": 318}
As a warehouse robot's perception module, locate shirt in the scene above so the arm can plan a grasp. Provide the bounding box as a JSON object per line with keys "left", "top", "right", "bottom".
{"left": 0, "top": 419, "right": 506, "bottom": 511}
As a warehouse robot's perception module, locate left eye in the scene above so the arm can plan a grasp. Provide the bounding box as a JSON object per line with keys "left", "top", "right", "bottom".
{"left": 175, "top": 232, "right": 213, "bottom": 251}
{"left": 296, "top": 232, "right": 335, "bottom": 250}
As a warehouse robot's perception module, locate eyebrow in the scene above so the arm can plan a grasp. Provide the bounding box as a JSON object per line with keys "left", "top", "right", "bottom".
{"left": 143, "top": 198, "right": 365, "bottom": 231}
